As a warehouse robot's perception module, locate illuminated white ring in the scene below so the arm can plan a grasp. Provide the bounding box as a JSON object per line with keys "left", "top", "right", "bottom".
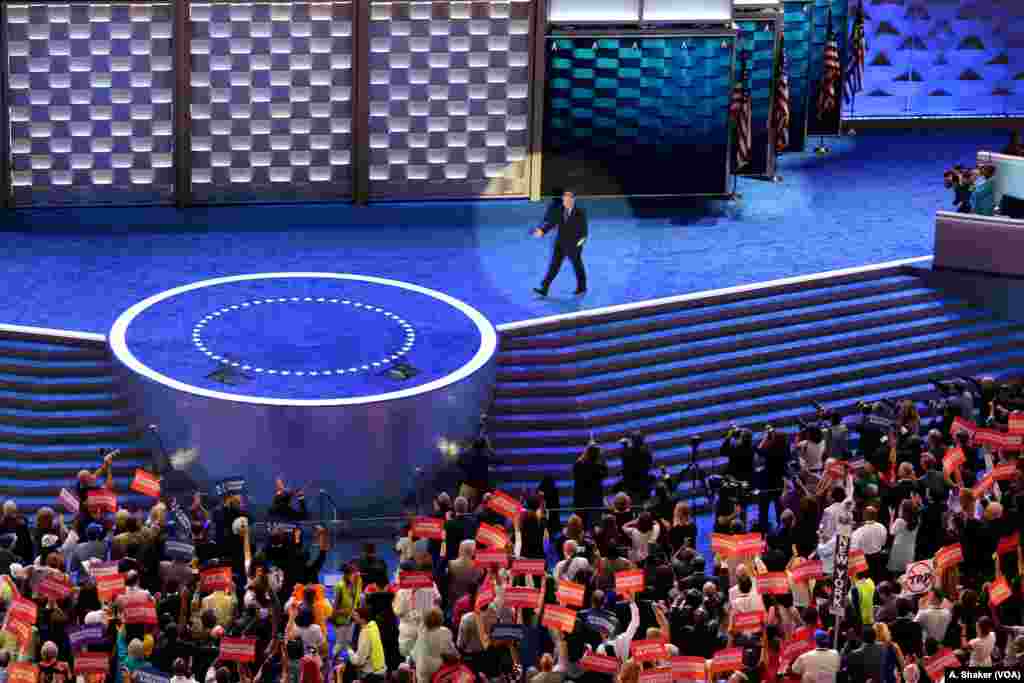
{"left": 189, "top": 297, "right": 414, "bottom": 375}
{"left": 109, "top": 273, "right": 497, "bottom": 407}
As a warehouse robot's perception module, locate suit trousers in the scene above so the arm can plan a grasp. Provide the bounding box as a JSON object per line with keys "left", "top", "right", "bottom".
{"left": 541, "top": 242, "right": 587, "bottom": 291}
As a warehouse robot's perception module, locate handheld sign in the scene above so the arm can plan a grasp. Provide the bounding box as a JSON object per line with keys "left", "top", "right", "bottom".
{"left": 732, "top": 611, "right": 765, "bottom": 634}
{"left": 123, "top": 598, "right": 158, "bottom": 625}
{"left": 638, "top": 668, "right": 672, "bottom": 683}
{"left": 631, "top": 640, "right": 668, "bottom": 662}
{"left": 474, "top": 549, "right": 509, "bottom": 568}
{"left": 1010, "top": 413, "right": 1024, "bottom": 435}
{"left": 541, "top": 604, "right": 577, "bottom": 633}
{"left": 710, "top": 648, "right": 743, "bottom": 675}
{"left": 89, "top": 560, "right": 119, "bottom": 578}
{"left": 165, "top": 541, "right": 195, "bottom": 562}
{"left": 37, "top": 575, "right": 72, "bottom": 601}
{"left": 475, "top": 576, "right": 495, "bottom": 610}
{"left": 75, "top": 653, "right": 111, "bottom": 675}
{"left": 579, "top": 654, "right": 620, "bottom": 675}
{"left": 789, "top": 559, "right": 824, "bottom": 583}
{"left": 490, "top": 624, "right": 525, "bottom": 643}
{"left": 901, "top": 560, "right": 934, "bottom": 596}
{"left": 670, "top": 656, "right": 707, "bottom": 682}
{"left": 924, "top": 649, "right": 959, "bottom": 682}
{"left": 397, "top": 571, "right": 434, "bottom": 590}
{"left": 8, "top": 663, "right": 38, "bottom": 683}
{"left": 486, "top": 491, "right": 524, "bottom": 520}
{"left": 756, "top": 572, "right": 788, "bottom": 595}
{"left": 200, "top": 567, "right": 232, "bottom": 593}
{"left": 990, "top": 577, "right": 1012, "bottom": 607}
{"left": 993, "top": 462, "right": 1018, "bottom": 481}
{"left": 615, "top": 569, "right": 644, "bottom": 595}
{"left": 220, "top": 637, "right": 257, "bottom": 663}
{"left": 4, "top": 620, "right": 31, "bottom": 647}
{"left": 934, "top": 544, "right": 963, "bottom": 572}
{"left": 412, "top": 517, "right": 444, "bottom": 540}
{"left": 998, "top": 532, "right": 1020, "bottom": 556}
{"left": 68, "top": 625, "right": 106, "bottom": 652}
{"left": 780, "top": 640, "right": 814, "bottom": 670}
{"left": 58, "top": 488, "right": 80, "bottom": 514}
{"left": 847, "top": 549, "right": 868, "bottom": 577}
{"left": 710, "top": 533, "right": 736, "bottom": 558}
{"left": 475, "top": 522, "right": 509, "bottom": 550}
{"left": 130, "top": 469, "right": 161, "bottom": 498}
{"left": 96, "top": 573, "right": 126, "bottom": 602}
{"left": 503, "top": 586, "right": 541, "bottom": 609}
{"left": 556, "top": 579, "right": 585, "bottom": 607}
{"left": 734, "top": 533, "right": 764, "bottom": 558}
{"left": 950, "top": 417, "right": 977, "bottom": 439}
{"left": 9, "top": 597, "right": 37, "bottom": 625}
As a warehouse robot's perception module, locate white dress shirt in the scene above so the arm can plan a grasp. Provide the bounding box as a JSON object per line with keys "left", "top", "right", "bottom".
{"left": 850, "top": 521, "right": 887, "bottom": 555}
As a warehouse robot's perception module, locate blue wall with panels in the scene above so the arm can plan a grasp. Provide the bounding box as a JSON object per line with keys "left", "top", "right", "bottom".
{"left": 542, "top": 35, "right": 736, "bottom": 197}
{"left": 808, "top": 0, "right": 847, "bottom": 134}
{"left": 736, "top": 17, "right": 781, "bottom": 176}
{"left": 783, "top": 0, "right": 813, "bottom": 151}
{"left": 843, "top": 0, "right": 1024, "bottom": 119}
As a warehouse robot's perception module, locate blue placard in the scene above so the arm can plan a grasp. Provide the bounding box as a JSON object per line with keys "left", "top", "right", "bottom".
{"left": 68, "top": 625, "right": 106, "bottom": 651}
{"left": 216, "top": 477, "right": 247, "bottom": 496}
{"left": 135, "top": 667, "right": 171, "bottom": 683}
{"left": 165, "top": 541, "right": 195, "bottom": 562}
{"left": 491, "top": 624, "right": 526, "bottom": 642}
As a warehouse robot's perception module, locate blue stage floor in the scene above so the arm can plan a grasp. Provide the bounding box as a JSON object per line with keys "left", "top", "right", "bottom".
{"left": 0, "top": 128, "right": 1007, "bottom": 334}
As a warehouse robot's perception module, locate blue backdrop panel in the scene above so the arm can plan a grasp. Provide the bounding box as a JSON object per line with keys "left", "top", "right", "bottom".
{"left": 844, "top": 0, "right": 1024, "bottom": 119}
{"left": 542, "top": 34, "right": 736, "bottom": 197}
{"left": 736, "top": 17, "right": 781, "bottom": 177}
{"left": 5, "top": 2, "right": 174, "bottom": 206}
{"left": 807, "top": 0, "right": 847, "bottom": 135}
{"left": 782, "top": 0, "right": 812, "bottom": 152}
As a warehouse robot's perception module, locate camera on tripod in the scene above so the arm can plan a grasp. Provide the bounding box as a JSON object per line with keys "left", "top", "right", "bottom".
{"left": 711, "top": 474, "right": 753, "bottom": 507}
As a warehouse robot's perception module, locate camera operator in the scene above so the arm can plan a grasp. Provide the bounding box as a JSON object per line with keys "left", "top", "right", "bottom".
{"left": 755, "top": 426, "right": 789, "bottom": 532}
{"left": 795, "top": 422, "right": 826, "bottom": 487}
{"left": 823, "top": 409, "right": 849, "bottom": 461}
{"left": 722, "top": 426, "right": 755, "bottom": 484}
{"left": 573, "top": 440, "right": 608, "bottom": 527}
{"left": 618, "top": 432, "right": 654, "bottom": 506}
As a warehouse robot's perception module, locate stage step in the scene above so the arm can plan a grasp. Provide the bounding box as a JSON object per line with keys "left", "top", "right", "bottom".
{"left": 487, "top": 264, "right": 1024, "bottom": 513}
{"left": 0, "top": 327, "right": 152, "bottom": 511}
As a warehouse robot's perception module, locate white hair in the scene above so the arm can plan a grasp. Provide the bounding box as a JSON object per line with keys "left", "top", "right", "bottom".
{"left": 2, "top": 501, "right": 16, "bottom": 516}
{"left": 459, "top": 539, "right": 476, "bottom": 558}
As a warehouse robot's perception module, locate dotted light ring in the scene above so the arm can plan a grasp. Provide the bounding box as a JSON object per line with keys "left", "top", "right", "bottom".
{"left": 191, "top": 296, "right": 416, "bottom": 376}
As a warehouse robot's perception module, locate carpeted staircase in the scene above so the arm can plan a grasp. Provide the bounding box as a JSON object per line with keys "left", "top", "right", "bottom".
{"left": 488, "top": 261, "right": 1024, "bottom": 513}
{"left": 0, "top": 325, "right": 151, "bottom": 511}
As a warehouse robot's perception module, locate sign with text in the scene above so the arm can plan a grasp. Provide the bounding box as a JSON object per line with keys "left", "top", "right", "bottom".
{"left": 511, "top": 559, "right": 546, "bottom": 575}
{"left": 639, "top": 668, "right": 673, "bottom": 683}
{"left": 486, "top": 491, "right": 524, "bottom": 520}
{"left": 89, "top": 561, "right": 119, "bottom": 578}
{"left": 74, "top": 653, "right": 110, "bottom": 674}
{"left": 901, "top": 560, "right": 934, "bottom": 596}
{"left": 557, "top": 579, "right": 585, "bottom": 607}
{"left": 669, "top": 656, "right": 707, "bottom": 682}
{"left": 1010, "top": 413, "right": 1024, "bottom": 435}
{"left": 710, "top": 533, "right": 736, "bottom": 558}
{"left": 580, "top": 654, "right": 620, "bottom": 674}
{"left": 87, "top": 489, "right": 117, "bottom": 513}
{"left": 541, "top": 604, "right": 577, "bottom": 632}
{"left": 615, "top": 569, "right": 644, "bottom": 595}
{"left": 998, "top": 532, "right": 1020, "bottom": 556}
{"left": 924, "top": 649, "right": 958, "bottom": 682}
{"left": 476, "top": 522, "right": 509, "bottom": 550}
{"left": 96, "top": 573, "right": 126, "bottom": 602}
{"left": 990, "top": 577, "right": 1012, "bottom": 607}
{"left": 9, "top": 597, "right": 37, "bottom": 625}
{"left": 732, "top": 610, "right": 765, "bottom": 633}
{"left": 780, "top": 639, "right": 814, "bottom": 670}
{"left": 631, "top": 640, "right": 668, "bottom": 662}
{"left": 734, "top": 533, "right": 764, "bottom": 558}
{"left": 503, "top": 586, "right": 541, "bottom": 609}
{"left": 412, "top": 517, "right": 444, "bottom": 540}
{"left": 756, "top": 572, "right": 789, "bottom": 595}
{"left": 710, "top": 648, "right": 743, "bottom": 675}
{"left": 934, "top": 544, "right": 964, "bottom": 572}
{"left": 950, "top": 417, "right": 977, "bottom": 439}
{"left": 68, "top": 625, "right": 106, "bottom": 652}
{"left": 220, "top": 637, "right": 257, "bottom": 663}
{"left": 974, "top": 428, "right": 1023, "bottom": 450}
{"left": 8, "top": 663, "right": 38, "bottom": 683}
{"left": 789, "top": 559, "right": 824, "bottom": 583}
{"left": 474, "top": 549, "right": 509, "bottom": 568}
{"left": 200, "top": 567, "right": 232, "bottom": 593}
{"left": 993, "top": 462, "right": 1018, "bottom": 481}
{"left": 397, "top": 572, "right": 434, "bottom": 590}
{"left": 37, "top": 575, "right": 71, "bottom": 601}
{"left": 846, "top": 548, "right": 867, "bottom": 578}
{"left": 123, "top": 598, "right": 157, "bottom": 625}
{"left": 130, "top": 469, "right": 161, "bottom": 498}
{"left": 165, "top": 541, "right": 195, "bottom": 562}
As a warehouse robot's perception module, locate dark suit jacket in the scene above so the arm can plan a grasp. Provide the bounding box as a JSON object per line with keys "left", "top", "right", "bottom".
{"left": 541, "top": 205, "right": 588, "bottom": 248}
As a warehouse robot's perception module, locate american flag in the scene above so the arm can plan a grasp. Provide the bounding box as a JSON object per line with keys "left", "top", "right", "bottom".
{"left": 730, "top": 53, "right": 753, "bottom": 170}
{"left": 816, "top": 8, "right": 841, "bottom": 118}
{"left": 773, "top": 35, "right": 791, "bottom": 153}
{"left": 845, "top": 0, "right": 867, "bottom": 104}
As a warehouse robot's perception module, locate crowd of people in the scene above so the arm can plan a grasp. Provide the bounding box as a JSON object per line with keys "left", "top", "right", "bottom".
{"left": 2, "top": 374, "right": 1024, "bottom": 683}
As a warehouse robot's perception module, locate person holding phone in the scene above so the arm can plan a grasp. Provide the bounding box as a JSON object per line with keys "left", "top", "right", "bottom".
{"left": 532, "top": 191, "right": 588, "bottom": 297}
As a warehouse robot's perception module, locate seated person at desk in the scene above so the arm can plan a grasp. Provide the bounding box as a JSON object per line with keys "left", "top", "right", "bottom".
{"left": 973, "top": 165, "right": 997, "bottom": 216}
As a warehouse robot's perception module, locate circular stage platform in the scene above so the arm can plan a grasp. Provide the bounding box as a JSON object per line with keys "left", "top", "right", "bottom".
{"left": 109, "top": 273, "right": 498, "bottom": 512}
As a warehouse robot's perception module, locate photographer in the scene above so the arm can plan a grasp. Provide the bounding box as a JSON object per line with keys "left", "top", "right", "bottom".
{"left": 722, "top": 427, "right": 755, "bottom": 484}
{"left": 618, "top": 432, "right": 654, "bottom": 505}
{"left": 755, "top": 426, "right": 789, "bottom": 531}
{"left": 573, "top": 440, "right": 608, "bottom": 527}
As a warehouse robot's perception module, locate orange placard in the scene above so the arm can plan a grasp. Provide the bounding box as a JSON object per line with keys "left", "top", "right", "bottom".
{"left": 710, "top": 648, "right": 743, "bottom": 675}
{"left": 990, "top": 577, "right": 1012, "bottom": 607}
{"left": 639, "top": 668, "right": 673, "bottom": 683}
{"left": 934, "top": 544, "right": 963, "bottom": 572}
{"left": 993, "top": 462, "right": 1018, "bottom": 481}
{"left": 475, "top": 522, "right": 510, "bottom": 550}
{"left": 556, "top": 579, "right": 585, "bottom": 607}
{"left": 756, "top": 572, "right": 789, "bottom": 595}
{"left": 631, "top": 640, "right": 668, "bottom": 662}
{"left": 924, "top": 649, "right": 959, "bottom": 682}
{"left": 96, "top": 573, "right": 126, "bottom": 602}
{"left": 541, "top": 604, "right": 577, "bottom": 633}
{"left": 615, "top": 569, "right": 644, "bottom": 595}
{"left": 130, "top": 469, "right": 161, "bottom": 498}
{"left": 710, "top": 533, "right": 736, "bottom": 557}
{"left": 510, "top": 559, "right": 546, "bottom": 575}
{"left": 86, "top": 490, "right": 117, "bottom": 513}
{"left": 8, "top": 663, "right": 38, "bottom": 683}
{"left": 669, "top": 656, "right": 707, "bottom": 682}
{"left": 503, "top": 586, "right": 541, "bottom": 609}
{"left": 998, "top": 532, "right": 1020, "bottom": 556}
{"left": 412, "top": 517, "right": 444, "bottom": 540}
{"left": 486, "top": 491, "right": 524, "bottom": 520}
{"left": 732, "top": 610, "right": 765, "bottom": 633}
{"left": 847, "top": 549, "right": 868, "bottom": 577}
{"left": 8, "top": 597, "right": 37, "bottom": 625}
{"left": 789, "top": 559, "right": 824, "bottom": 583}
{"left": 580, "top": 654, "right": 620, "bottom": 674}
{"left": 220, "top": 637, "right": 257, "bottom": 663}
{"left": 74, "top": 653, "right": 110, "bottom": 675}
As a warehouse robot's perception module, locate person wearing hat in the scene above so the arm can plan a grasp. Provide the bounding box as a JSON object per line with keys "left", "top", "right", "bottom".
{"left": 789, "top": 629, "right": 840, "bottom": 682}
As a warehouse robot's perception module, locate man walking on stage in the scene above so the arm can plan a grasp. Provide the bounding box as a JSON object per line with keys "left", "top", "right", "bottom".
{"left": 532, "top": 190, "right": 588, "bottom": 296}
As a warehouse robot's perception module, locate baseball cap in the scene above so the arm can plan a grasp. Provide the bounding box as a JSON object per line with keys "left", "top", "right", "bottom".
{"left": 815, "top": 630, "right": 830, "bottom": 647}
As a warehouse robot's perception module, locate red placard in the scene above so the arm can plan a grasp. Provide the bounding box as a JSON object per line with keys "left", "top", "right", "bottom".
{"left": 9, "top": 597, "right": 37, "bottom": 625}
{"left": 951, "top": 417, "right": 977, "bottom": 439}
{"left": 790, "top": 559, "right": 824, "bottom": 583}
{"left": 825, "top": 460, "right": 846, "bottom": 479}
{"left": 8, "top": 663, "right": 38, "bottom": 683}
{"left": 710, "top": 648, "right": 743, "bottom": 675}
{"left": 780, "top": 639, "right": 814, "bottom": 670}
{"left": 631, "top": 640, "right": 668, "bottom": 662}
{"left": 200, "top": 567, "right": 232, "bottom": 593}
{"left": 130, "top": 469, "right": 161, "bottom": 498}
{"left": 1011, "top": 413, "right": 1024, "bottom": 435}
{"left": 924, "top": 649, "right": 959, "bottom": 682}
{"left": 615, "top": 569, "right": 645, "bottom": 595}
{"left": 990, "top": 577, "right": 1012, "bottom": 607}
{"left": 847, "top": 549, "right": 868, "bottom": 577}
{"left": 474, "top": 549, "right": 508, "bottom": 568}
{"left": 123, "top": 598, "right": 157, "bottom": 625}
{"left": 398, "top": 571, "right": 434, "bottom": 590}
{"left": 732, "top": 611, "right": 765, "bottom": 633}
{"left": 734, "top": 533, "right": 764, "bottom": 558}
{"left": 934, "top": 544, "right": 964, "bottom": 572}
{"left": 756, "top": 572, "right": 789, "bottom": 595}
{"left": 973, "top": 472, "right": 995, "bottom": 498}
{"left": 86, "top": 489, "right": 117, "bottom": 513}
{"left": 74, "top": 653, "right": 110, "bottom": 675}
{"left": 639, "top": 668, "right": 673, "bottom": 683}
{"left": 974, "top": 428, "right": 1024, "bottom": 450}
{"left": 37, "top": 575, "right": 71, "bottom": 601}
{"left": 792, "top": 626, "right": 814, "bottom": 642}
{"left": 710, "top": 533, "right": 736, "bottom": 557}
{"left": 998, "top": 532, "right": 1020, "bottom": 556}
{"left": 4, "top": 619, "right": 31, "bottom": 646}
{"left": 89, "top": 561, "right": 119, "bottom": 578}
{"left": 412, "top": 517, "right": 444, "bottom": 540}
{"left": 670, "top": 656, "right": 707, "bottom": 682}
{"left": 942, "top": 447, "right": 965, "bottom": 474}
{"left": 541, "top": 604, "right": 577, "bottom": 633}
{"left": 510, "top": 559, "right": 546, "bottom": 575}
{"left": 474, "top": 576, "right": 495, "bottom": 610}
{"left": 220, "top": 637, "right": 257, "bottom": 663}
{"left": 557, "top": 579, "right": 585, "bottom": 607}
{"left": 486, "top": 491, "right": 524, "bottom": 521}
{"left": 476, "top": 522, "right": 510, "bottom": 549}
{"left": 993, "top": 462, "right": 1018, "bottom": 481}
{"left": 579, "top": 654, "right": 620, "bottom": 674}
{"left": 96, "top": 573, "right": 125, "bottom": 602}
{"left": 58, "top": 488, "right": 80, "bottom": 514}
{"left": 503, "top": 586, "right": 541, "bottom": 609}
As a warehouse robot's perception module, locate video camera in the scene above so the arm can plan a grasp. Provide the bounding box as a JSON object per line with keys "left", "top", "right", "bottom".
{"left": 710, "top": 474, "right": 753, "bottom": 507}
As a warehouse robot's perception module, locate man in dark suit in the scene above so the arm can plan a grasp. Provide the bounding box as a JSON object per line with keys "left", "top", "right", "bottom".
{"left": 532, "top": 190, "right": 588, "bottom": 296}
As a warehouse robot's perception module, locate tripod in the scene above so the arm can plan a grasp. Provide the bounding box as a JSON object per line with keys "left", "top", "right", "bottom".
{"left": 673, "top": 440, "right": 709, "bottom": 502}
